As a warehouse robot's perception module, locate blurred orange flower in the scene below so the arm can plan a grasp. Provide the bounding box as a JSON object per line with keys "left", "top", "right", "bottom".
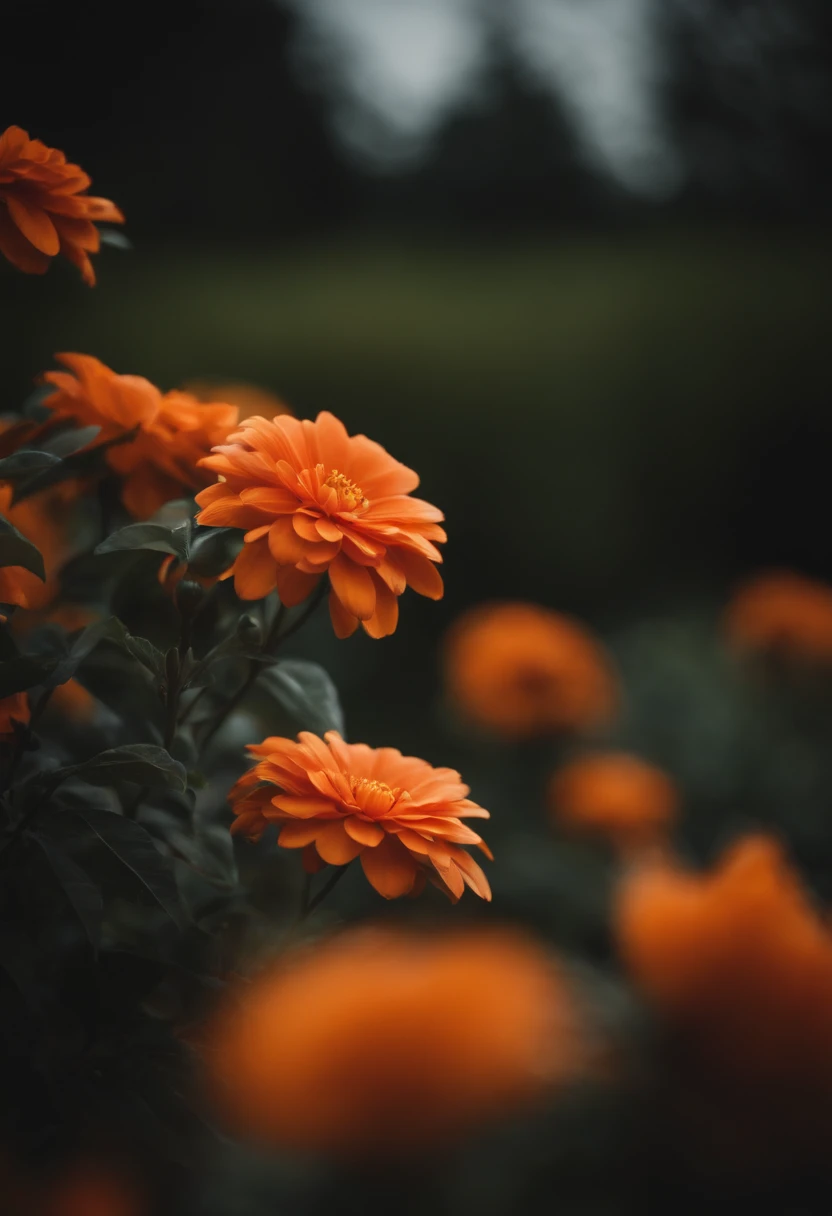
{"left": 44, "top": 1162, "right": 142, "bottom": 1216}
{"left": 616, "top": 836, "right": 832, "bottom": 1089}
{"left": 550, "top": 752, "right": 678, "bottom": 852}
{"left": 195, "top": 411, "right": 445, "bottom": 638}
{"left": 444, "top": 602, "right": 617, "bottom": 739}
{"left": 230, "top": 730, "right": 491, "bottom": 901}
{"left": 48, "top": 678, "right": 96, "bottom": 722}
{"left": 183, "top": 378, "right": 292, "bottom": 421}
{"left": 0, "top": 481, "right": 71, "bottom": 617}
{"left": 205, "top": 926, "right": 582, "bottom": 1157}
{"left": 724, "top": 570, "right": 832, "bottom": 662}
{"left": 41, "top": 354, "right": 238, "bottom": 518}
{"left": 0, "top": 691, "right": 29, "bottom": 738}
{"left": 0, "top": 126, "right": 123, "bottom": 285}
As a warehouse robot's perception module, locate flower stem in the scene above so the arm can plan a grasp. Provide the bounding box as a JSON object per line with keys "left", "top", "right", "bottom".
{"left": 303, "top": 862, "right": 350, "bottom": 919}
{"left": 199, "top": 580, "right": 327, "bottom": 751}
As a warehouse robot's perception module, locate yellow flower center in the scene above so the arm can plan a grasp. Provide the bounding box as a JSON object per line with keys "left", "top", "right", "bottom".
{"left": 349, "top": 776, "right": 400, "bottom": 814}
{"left": 324, "top": 469, "right": 366, "bottom": 511}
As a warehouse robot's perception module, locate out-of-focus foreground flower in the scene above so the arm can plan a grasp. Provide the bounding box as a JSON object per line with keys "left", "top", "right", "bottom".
{"left": 0, "top": 480, "right": 73, "bottom": 618}
{"left": 616, "top": 835, "right": 832, "bottom": 1165}
{"left": 195, "top": 411, "right": 445, "bottom": 638}
{"left": 724, "top": 569, "right": 832, "bottom": 663}
{"left": 230, "top": 730, "right": 491, "bottom": 901}
{"left": 0, "top": 126, "right": 123, "bottom": 285}
{"left": 550, "top": 752, "right": 678, "bottom": 853}
{"left": 183, "top": 378, "right": 293, "bottom": 421}
{"left": 0, "top": 691, "right": 30, "bottom": 739}
{"left": 204, "top": 927, "right": 583, "bottom": 1157}
{"left": 444, "top": 602, "right": 617, "bottom": 739}
{"left": 40, "top": 354, "right": 238, "bottom": 518}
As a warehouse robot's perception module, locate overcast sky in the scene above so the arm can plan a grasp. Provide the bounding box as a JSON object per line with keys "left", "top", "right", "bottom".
{"left": 288, "top": 0, "right": 680, "bottom": 194}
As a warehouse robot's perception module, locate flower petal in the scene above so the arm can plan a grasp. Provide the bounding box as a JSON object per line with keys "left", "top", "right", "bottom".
{"left": 344, "top": 816, "right": 386, "bottom": 847}
{"left": 329, "top": 553, "right": 376, "bottom": 620}
{"left": 314, "top": 819, "right": 365, "bottom": 865}
{"left": 360, "top": 834, "right": 418, "bottom": 898}
{"left": 233, "top": 538, "right": 278, "bottom": 600}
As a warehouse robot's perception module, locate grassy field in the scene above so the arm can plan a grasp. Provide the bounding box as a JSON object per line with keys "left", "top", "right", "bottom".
{"left": 2, "top": 229, "right": 830, "bottom": 623}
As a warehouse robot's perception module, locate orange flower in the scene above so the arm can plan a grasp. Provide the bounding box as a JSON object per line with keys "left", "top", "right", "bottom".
{"left": 549, "top": 752, "right": 678, "bottom": 852}
{"left": 0, "top": 691, "right": 29, "bottom": 738}
{"left": 44, "top": 1163, "right": 142, "bottom": 1216}
{"left": 41, "top": 354, "right": 238, "bottom": 518}
{"left": 444, "top": 602, "right": 617, "bottom": 739}
{"left": 205, "top": 926, "right": 582, "bottom": 1157}
{"left": 616, "top": 836, "right": 832, "bottom": 1089}
{"left": 0, "top": 126, "right": 123, "bottom": 285}
{"left": 48, "top": 678, "right": 96, "bottom": 722}
{"left": 0, "top": 482, "right": 71, "bottom": 617}
{"left": 183, "top": 378, "right": 293, "bottom": 421}
{"left": 195, "top": 412, "right": 445, "bottom": 638}
{"left": 229, "top": 730, "right": 491, "bottom": 901}
{"left": 724, "top": 569, "right": 832, "bottom": 662}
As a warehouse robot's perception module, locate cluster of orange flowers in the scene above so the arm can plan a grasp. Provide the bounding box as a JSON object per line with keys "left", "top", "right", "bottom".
{"left": 205, "top": 926, "right": 582, "bottom": 1157}
{"left": 40, "top": 354, "right": 239, "bottom": 519}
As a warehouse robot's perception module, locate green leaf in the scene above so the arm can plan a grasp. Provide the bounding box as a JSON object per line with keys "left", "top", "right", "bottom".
{"left": 262, "top": 660, "right": 345, "bottom": 736}
{"left": 46, "top": 616, "right": 118, "bottom": 688}
{"left": 71, "top": 744, "right": 187, "bottom": 793}
{"left": 0, "top": 654, "right": 57, "bottom": 698}
{"left": 40, "top": 424, "right": 101, "bottom": 458}
{"left": 0, "top": 451, "right": 61, "bottom": 480}
{"left": 46, "top": 808, "right": 185, "bottom": 928}
{"left": 29, "top": 831, "right": 103, "bottom": 951}
{"left": 188, "top": 527, "right": 243, "bottom": 577}
{"left": 95, "top": 522, "right": 190, "bottom": 562}
{"left": 101, "top": 617, "right": 165, "bottom": 677}
{"left": 0, "top": 517, "right": 45, "bottom": 580}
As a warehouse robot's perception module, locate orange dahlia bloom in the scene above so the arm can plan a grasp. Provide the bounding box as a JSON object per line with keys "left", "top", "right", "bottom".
{"left": 0, "top": 691, "right": 30, "bottom": 738}
{"left": 205, "top": 926, "right": 582, "bottom": 1157}
{"left": 724, "top": 570, "right": 832, "bottom": 663}
{"left": 229, "top": 730, "right": 491, "bottom": 901}
{"left": 550, "top": 752, "right": 678, "bottom": 853}
{"left": 183, "top": 378, "right": 293, "bottom": 422}
{"left": 445, "top": 602, "right": 617, "bottom": 739}
{"left": 0, "top": 481, "right": 71, "bottom": 617}
{"left": 0, "top": 126, "right": 123, "bottom": 285}
{"left": 616, "top": 836, "right": 832, "bottom": 1089}
{"left": 41, "top": 354, "right": 238, "bottom": 518}
{"left": 195, "top": 412, "right": 445, "bottom": 638}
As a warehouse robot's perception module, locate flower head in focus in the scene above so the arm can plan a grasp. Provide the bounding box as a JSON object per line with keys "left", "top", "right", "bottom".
{"left": 0, "top": 691, "right": 30, "bottom": 739}
{"left": 229, "top": 730, "right": 491, "bottom": 901}
{"left": 444, "top": 602, "right": 617, "bottom": 739}
{"left": 724, "top": 570, "right": 832, "bottom": 663}
{"left": 550, "top": 752, "right": 678, "bottom": 853}
{"left": 41, "top": 354, "right": 238, "bottom": 518}
{"left": 205, "top": 927, "right": 583, "bottom": 1157}
{"left": 195, "top": 411, "right": 445, "bottom": 638}
{"left": 183, "top": 378, "right": 293, "bottom": 421}
{"left": 0, "top": 126, "right": 124, "bottom": 285}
